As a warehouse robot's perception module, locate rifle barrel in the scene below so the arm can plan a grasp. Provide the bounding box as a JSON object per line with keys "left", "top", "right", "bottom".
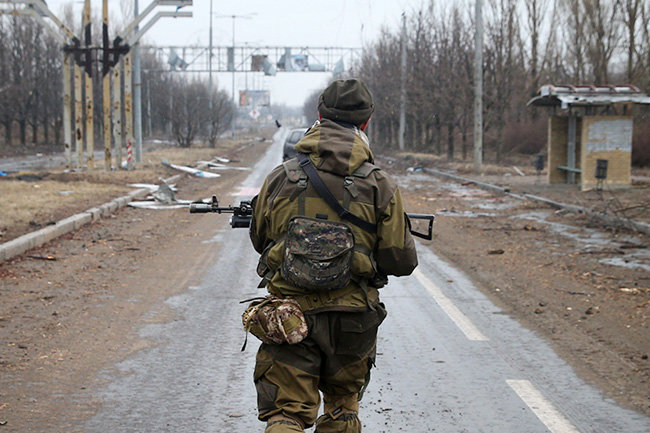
{"left": 189, "top": 203, "right": 212, "bottom": 213}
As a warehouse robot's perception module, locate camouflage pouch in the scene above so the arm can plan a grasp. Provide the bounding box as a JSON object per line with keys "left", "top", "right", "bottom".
{"left": 241, "top": 296, "right": 309, "bottom": 345}
{"left": 281, "top": 216, "right": 355, "bottom": 292}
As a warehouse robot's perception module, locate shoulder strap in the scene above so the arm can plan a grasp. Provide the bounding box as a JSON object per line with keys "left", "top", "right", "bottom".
{"left": 282, "top": 158, "right": 303, "bottom": 182}
{"left": 296, "top": 152, "right": 377, "bottom": 234}
{"left": 352, "top": 162, "right": 380, "bottom": 178}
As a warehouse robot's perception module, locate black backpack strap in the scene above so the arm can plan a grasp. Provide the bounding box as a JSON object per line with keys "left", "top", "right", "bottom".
{"left": 297, "top": 152, "right": 377, "bottom": 234}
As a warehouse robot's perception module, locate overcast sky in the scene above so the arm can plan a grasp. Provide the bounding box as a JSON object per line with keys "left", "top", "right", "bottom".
{"left": 44, "top": 0, "right": 429, "bottom": 107}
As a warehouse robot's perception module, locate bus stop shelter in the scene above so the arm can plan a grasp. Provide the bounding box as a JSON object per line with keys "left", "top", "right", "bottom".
{"left": 528, "top": 85, "right": 650, "bottom": 190}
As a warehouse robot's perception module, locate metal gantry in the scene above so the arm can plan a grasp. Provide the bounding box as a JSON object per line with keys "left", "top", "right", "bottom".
{"left": 0, "top": 0, "right": 193, "bottom": 170}
{"left": 140, "top": 45, "right": 361, "bottom": 75}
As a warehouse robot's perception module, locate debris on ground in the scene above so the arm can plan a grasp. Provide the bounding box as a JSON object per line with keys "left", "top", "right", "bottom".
{"left": 128, "top": 179, "right": 196, "bottom": 210}
{"left": 161, "top": 158, "right": 221, "bottom": 178}
{"left": 14, "top": 173, "right": 43, "bottom": 182}
{"left": 26, "top": 255, "right": 57, "bottom": 261}
{"left": 197, "top": 161, "right": 250, "bottom": 171}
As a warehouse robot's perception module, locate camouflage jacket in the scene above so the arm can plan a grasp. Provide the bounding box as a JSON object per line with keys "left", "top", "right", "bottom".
{"left": 250, "top": 119, "right": 418, "bottom": 312}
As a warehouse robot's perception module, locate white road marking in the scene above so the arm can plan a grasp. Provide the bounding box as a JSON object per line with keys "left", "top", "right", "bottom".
{"left": 413, "top": 268, "right": 489, "bottom": 341}
{"left": 507, "top": 380, "right": 581, "bottom": 433}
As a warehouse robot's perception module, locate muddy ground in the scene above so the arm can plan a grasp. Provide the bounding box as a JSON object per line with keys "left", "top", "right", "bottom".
{"left": 0, "top": 142, "right": 648, "bottom": 431}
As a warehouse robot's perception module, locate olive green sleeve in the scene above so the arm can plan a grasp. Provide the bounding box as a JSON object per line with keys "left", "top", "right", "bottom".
{"left": 375, "top": 188, "right": 418, "bottom": 276}
{"left": 249, "top": 178, "right": 270, "bottom": 254}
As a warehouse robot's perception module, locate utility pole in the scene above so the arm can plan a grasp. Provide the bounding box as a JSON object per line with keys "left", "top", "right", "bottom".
{"left": 102, "top": 0, "right": 112, "bottom": 170}
{"left": 208, "top": 0, "right": 214, "bottom": 143}
{"left": 74, "top": 41, "right": 83, "bottom": 169}
{"left": 63, "top": 51, "right": 72, "bottom": 166}
{"left": 231, "top": 16, "right": 236, "bottom": 138}
{"left": 124, "top": 50, "right": 134, "bottom": 169}
{"left": 133, "top": 0, "right": 143, "bottom": 163}
{"left": 398, "top": 12, "right": 407, "bottom": 151}
{"left": 83, "top": 0, "right": 94, "bottom": 169}
{"left": 113, "top": 58, "right": 123, "bottom": 168}
{"left": 215, "top": 13, "right": 255, "bottom": 138}
{"left": 473, "top": 0, "right": 484, "bottom": 171}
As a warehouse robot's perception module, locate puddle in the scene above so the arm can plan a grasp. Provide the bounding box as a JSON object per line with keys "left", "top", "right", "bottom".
{"left": 437, "top": 210, "right": 497, "bottom": 218}
{"left": 398, "top": 173, "right": 441, "bottom": 185}
{"left": 513, "top": 211, "right": 612, "bottom": 248}
{"left": 439, "top": 182, "right": 491, "bottom": 198}
{"left": 513, "top": 211, "right": 650, "bottom": 271}
{"left": 599, "top": 253, "right": 650, "bottom": 272}
{"left": 473, "top": 200, "right": 519, "bottom": 211}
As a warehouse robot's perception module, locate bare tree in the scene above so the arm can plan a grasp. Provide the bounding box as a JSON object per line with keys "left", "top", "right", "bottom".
{"left": 207, "top": 88, "right": 235, "bottom": 147}
{"left": 302, "top": 88, "right": 320, "bottom": 123}
{"left": 524, "top": 0, "right": 556, "bottom": 95}
{"left": 641, "top": 0, "right": 650, "bottom": 91}
{"left": 561, "top": 0, "right": 588, "bottom": 82}
{"left": 169, "top": 79, "right": 207, "bottom": 147}
{"left": 484, "top": 0, "right": 524, "bottom": 162}
{"left": 621, "top": 0, "right": 644, "bottom": 83}
{"left": 582, "top": 0, "right": 623, "bottom": 83}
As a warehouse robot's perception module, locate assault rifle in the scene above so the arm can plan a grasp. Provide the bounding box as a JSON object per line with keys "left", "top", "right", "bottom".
{"left": 189, "top": 196, "right": 434, "bottom": 240}
{"left": 189, "top": 196, "right": 253, "bottom": 228}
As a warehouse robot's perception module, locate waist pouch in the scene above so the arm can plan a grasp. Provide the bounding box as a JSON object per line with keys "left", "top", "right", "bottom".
{"left": 281, "top": 216, "right": 355, "bottom": 292}
{"left": 242, "top": 295, "right": 308, "bottom": 345}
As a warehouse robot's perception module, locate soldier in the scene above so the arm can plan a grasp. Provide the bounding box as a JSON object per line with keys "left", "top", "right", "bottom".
{"left": 249, "top": 78, "right": 418, "bottom": 432}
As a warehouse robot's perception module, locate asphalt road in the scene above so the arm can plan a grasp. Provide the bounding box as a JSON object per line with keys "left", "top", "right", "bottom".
{"left": 83, "top": 131, "right": 650, "bottom": 432}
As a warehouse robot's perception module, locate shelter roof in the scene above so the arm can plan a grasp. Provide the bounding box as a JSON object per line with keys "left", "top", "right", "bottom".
{"left": 527, "top": 84, "right": 650, "bottom": 108}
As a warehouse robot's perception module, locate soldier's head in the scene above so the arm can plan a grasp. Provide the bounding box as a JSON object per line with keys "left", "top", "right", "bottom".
{"left": 318, "top": 78, "right": 374, "bottom": 131}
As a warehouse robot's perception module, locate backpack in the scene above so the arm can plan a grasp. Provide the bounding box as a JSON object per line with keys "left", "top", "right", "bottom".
{"left": 281, "top": 216, "right": 355, "bottom": 291}
{"left": 278, "top": 153, "right": 378, "bottom": 292}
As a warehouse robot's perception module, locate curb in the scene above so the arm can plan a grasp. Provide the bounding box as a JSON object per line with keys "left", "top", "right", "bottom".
{"left": 0, "top": 174, "right": 182, "bottom": 264}
{"left": 421, "top": 167, "right": 650, "bottom": 237}
{"left": 423, "top": 167, "right": 511, "bottom": 195}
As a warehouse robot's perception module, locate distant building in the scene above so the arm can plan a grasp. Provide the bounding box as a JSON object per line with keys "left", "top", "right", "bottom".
{"left": 528, "top": 85, "right": 650, "bottom": 190}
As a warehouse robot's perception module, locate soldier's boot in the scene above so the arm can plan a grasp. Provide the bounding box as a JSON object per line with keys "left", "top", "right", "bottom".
{"left": 265, "top": 413, "right": 305, "bottom": 433}
{"left": 314, "top": 393, "right": 361, "bottom": 433}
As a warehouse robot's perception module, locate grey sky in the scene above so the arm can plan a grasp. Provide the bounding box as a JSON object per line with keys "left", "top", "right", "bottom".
{"left": 43, "top": 0, "right": 426, "bottom": 107}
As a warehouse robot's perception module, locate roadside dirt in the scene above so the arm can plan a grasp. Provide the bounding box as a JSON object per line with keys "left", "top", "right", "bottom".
{"left": 0, "top": 144, "right": 244, "bottom": 244}
{"left": 0, "top": 142, "right": 648, "bottom": 431}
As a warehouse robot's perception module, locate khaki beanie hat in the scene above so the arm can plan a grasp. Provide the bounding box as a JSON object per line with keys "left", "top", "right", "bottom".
{"left": 317, "top": 79, "right": 374, "bottom": 126}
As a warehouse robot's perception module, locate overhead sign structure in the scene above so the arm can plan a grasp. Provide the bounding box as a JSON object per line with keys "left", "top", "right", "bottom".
{"left": 140, "top": 45, "right": 359, "bottom": 76}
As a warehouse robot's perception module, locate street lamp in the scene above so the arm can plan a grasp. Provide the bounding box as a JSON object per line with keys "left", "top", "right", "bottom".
{"left": 129, "top": 0, "right": 193, "bottom": 163}
{"left": 214, "top": 12, "right": 257, "bottom": 137}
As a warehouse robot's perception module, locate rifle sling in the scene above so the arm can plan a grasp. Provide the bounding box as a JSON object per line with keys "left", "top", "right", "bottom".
{"left": 296, "top": 152, "right": 377, "bottom": 234}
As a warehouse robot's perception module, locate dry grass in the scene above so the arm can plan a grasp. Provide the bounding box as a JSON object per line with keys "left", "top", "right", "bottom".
{"left": 0, "top": 180, "right": 129, "bottom": 228}
{"left": 0, "top": 139, "right": 249, "bottom": 241}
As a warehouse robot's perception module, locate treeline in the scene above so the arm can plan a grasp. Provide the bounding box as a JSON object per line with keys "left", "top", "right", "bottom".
{"left": 354, "top": 0, "right": 650, "bottom": 165}
{"left": 0, "top": 15, "right": 234, "bottom": 149}
{"left": 0, "top": 16, "right": 63, "bottom": 147}
{"left": 141, "top": 49, "right": 235, "bottom": 148}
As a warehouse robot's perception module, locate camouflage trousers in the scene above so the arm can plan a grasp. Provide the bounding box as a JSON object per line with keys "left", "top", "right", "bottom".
{"left": 254, "top": 305, "right": 387, "bottom": 432}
